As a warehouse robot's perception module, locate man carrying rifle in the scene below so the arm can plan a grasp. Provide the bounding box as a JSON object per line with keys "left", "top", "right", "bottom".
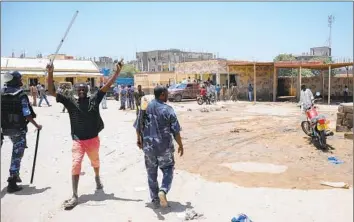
{"left": 46, "top": 60, "right": 123, "bottom": 210}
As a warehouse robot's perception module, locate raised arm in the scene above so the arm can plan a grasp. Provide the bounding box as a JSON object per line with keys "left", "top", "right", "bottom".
{"left": 100, "top": 59, "right": 124, "bottom": 93}
{"left": 46, "top": 64, "right": 56, "bottom": 97}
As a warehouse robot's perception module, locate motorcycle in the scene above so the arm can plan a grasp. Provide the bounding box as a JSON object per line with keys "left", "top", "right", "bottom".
{"left": 197, "top": 94, "right": 216, "bottom": 105}
{"left": 300, "top": 92, "right": 334, "bottom": 149}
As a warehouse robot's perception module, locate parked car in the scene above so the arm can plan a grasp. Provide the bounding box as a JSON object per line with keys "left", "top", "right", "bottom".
{"left": 168, "top": 83, "right": 200, "bottom": 102}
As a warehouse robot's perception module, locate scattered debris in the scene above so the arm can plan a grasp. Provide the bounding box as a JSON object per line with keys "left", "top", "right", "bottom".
{"left": 230, "top": 128, "right": 250, "bottom": 133}
{"left": 105, "top": 150, "right": 116, "bottom": 156}
{"left": 200, "top": 108, "right": 209, "bottom": 113}
{"left": 328, "top": 156, "right": 344, "bottom": 164}
{"left": 231, "top": 213, "right": 253, "bottom": 222}
{"left": 176, "top": 209, "right": 204, "bottom": 221}
{"left": 187, "top": 108, "right": 192, "bottom": 111}
{"left": 282, "top": 128, "right": 297, "bottom": 132}
{"left": 320, "top": 181, "right": 350, "bottom": 189}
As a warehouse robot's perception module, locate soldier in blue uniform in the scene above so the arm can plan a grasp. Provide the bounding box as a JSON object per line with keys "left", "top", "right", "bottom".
{"left": 1, "top": 71, "right": 42, "bottom": 193}
{"left": 133, "top": 86, "right": 184, "bottom": 208}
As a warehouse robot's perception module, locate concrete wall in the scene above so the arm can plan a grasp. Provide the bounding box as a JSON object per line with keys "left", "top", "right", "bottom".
{"left": 279, "top": 76, "right": 353, "bottom": 98}
{"left": 134, "top": 72, "right": 176, "bottom": 94}
{"left": 229, "top": 65, "right": 274, "bottom": 101}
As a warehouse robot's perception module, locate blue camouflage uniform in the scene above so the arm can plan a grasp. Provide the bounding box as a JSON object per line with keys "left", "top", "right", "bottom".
{"left": 133, "top": 99, "right": 181, "bottom": 201}
{"left": 120, "top": 88, "right": 127, "bottom": 109}
{"left": 2, "top": 87, "right": 31, "bottom": 177}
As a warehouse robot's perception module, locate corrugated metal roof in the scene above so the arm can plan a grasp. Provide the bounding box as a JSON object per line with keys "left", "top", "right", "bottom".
{"left": 1, "top": 57, "right": 100, "bottom": 72}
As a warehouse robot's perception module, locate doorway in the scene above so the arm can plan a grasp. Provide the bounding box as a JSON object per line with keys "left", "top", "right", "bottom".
{"left": 277, "top": 78, "right": 286, "bottom": 96}
{"left": 65, "top": 77, "right": 74, "bottom": 85}
{"left": 28, "top": 78, "right": 38, "bottom": 86}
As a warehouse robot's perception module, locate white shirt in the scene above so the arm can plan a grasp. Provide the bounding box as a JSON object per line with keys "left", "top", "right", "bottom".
{"left": 299, "top": 88, "right": 314, "bottom": 110}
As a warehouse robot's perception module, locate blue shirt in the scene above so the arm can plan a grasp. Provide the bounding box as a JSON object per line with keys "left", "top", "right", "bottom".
{"left": 133, "top": 99, "right": 181, "bottom": 156}
{"left": 216, "top": 86, "right": 221, "bottom": 93}
{"left": 3, "top": 87, "right": 31, "bottom": 117}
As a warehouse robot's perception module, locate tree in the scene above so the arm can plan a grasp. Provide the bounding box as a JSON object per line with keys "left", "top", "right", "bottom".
{"left": 108, "top": 64, "right": 139, "bottom": 78}
{"left": 273, "top": 54, "right": 313, "bottom": 77}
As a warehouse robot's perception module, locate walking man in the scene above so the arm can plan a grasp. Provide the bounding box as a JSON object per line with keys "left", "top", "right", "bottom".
{"left": 30, "top": 83, "right": 38, "bottom": 106}
{"left": 231, "top": 83, "right": 238, "bottom": 102}
{"left": 38, "top": 84, "right": 51, "bottom": 107}
{"left": 1, "top": 71, "right": 42, "bottom": 193}
{"left": 134, "top": 85, "right": 145, "bottom": 115}
{"left": 46, "top": 60, "right": 123, "bottom": 210}
{"left": 134, "top": 86, "right": 184, "bottom": 208}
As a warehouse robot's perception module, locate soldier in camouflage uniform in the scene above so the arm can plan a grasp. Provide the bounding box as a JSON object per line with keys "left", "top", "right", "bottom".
{"left": 1, "top": 71, "right": 42, "bottom": 193}
{"left": 133, "top": 86, "right": 184, "bottom": 208}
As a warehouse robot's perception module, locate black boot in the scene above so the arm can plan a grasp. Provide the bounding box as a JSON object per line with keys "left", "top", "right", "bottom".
{"left": 15, "top": 175, "right": 22, "bottom": 183}
{"left": 7, "top": 176, "right": 23, "bottom": 193}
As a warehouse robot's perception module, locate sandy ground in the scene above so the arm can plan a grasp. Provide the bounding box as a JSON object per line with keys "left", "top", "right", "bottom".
{"left": 1, "top": 97, "right": 353, "bottom": 222}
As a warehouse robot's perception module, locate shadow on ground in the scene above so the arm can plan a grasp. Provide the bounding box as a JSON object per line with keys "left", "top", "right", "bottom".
{"left": 304, "top": 137, "right": 335, "bottom": 152}
{"left": 145, "top": 201, "right": 194, "bottom": 220}
{"left": 79, "top": 189, "right": 143, "bottom": 205}
{"left": 1, "top": 185, "right": 51, "bottom": 199}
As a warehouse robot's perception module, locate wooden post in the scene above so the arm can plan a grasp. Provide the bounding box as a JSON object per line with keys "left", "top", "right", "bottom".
{"left": 273, "top": 66, "right": 277, "bottom": 102}
{"left": 298, "top": 66, "right": 302, "bottom": 100}
{"left": 328, "top": 65, "right": 331, "bottom": 105}
{"left": 321, "top": 70, "right": 324, "bottom": 97}
{"left": 227, "top": 65, "right": 230, "bottom": 89}
{"left": 253, "top": 63, "right": 256, "bottom": 102}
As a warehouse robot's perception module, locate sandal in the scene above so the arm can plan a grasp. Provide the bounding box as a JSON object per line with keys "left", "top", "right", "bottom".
{"left": 63, "top": 197, "right": 78, "bottom": 210}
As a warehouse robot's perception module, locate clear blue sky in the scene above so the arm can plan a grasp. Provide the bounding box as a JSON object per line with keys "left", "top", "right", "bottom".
{"left": 1, "top": 2, "right": 353, "bottom": 61}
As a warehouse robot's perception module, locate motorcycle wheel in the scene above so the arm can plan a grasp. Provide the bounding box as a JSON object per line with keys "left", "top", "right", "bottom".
{"left": 301, "top": 121, "right": 312, "bottom": 136}
{"left": 197, "top": 98, "right": 204, "bottom": 105}
{"left": 318, "top": 130, "right": 327, "bottom": 149}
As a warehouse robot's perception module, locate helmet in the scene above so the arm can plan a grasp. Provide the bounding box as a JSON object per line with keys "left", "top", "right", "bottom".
{"left": 4, "top": 71, "right": 22, "bottom": 87}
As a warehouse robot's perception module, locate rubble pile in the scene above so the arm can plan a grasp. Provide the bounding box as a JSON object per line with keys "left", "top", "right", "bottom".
{"left": 336, "top": 103, "right": 353, "bottom": 132}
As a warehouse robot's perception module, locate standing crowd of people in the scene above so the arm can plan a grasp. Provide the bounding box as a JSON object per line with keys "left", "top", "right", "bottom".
{"left": 113, "top": 84, "right": 145, "bottom": 112}
{"left": 198, "top": 78, "right": 255, "bottom": 103}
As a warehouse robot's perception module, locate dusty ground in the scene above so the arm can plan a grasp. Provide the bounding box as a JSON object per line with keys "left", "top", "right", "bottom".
{"left": 1, "top": 97, "right": 353, "bottom": 222}
{"left": 175, "top": 101, "right": 353, "bottom": 190}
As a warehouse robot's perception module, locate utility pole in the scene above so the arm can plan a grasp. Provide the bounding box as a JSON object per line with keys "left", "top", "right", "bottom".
{"left": 328, "top": 15, "right": 335, "bottom": 49}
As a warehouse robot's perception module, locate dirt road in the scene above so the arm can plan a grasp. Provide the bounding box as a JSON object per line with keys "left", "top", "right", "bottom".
{"left": 1, "top": 98, "right": 352, "bottom": 222}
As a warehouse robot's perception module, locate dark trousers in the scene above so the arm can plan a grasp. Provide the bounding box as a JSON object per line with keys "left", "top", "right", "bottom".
{"left": 144, "top": 152, "right": 174, "bottom": 201}
{"left": 344, "top": 92, "right": 348, "bottom": 102}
